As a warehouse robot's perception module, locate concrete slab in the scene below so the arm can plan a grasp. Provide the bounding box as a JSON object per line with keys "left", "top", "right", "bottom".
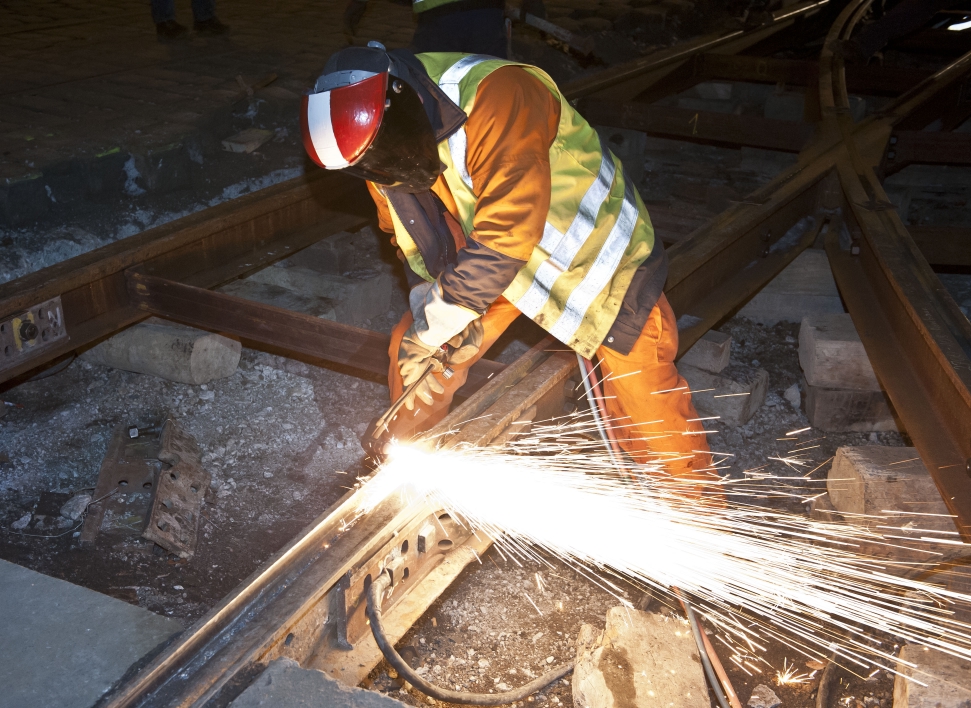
{"left": 0, "top": 558, "right": 181, "bottom": 708}
{"left": 231, "top": 658, "right": 408, "bottom": 708}
{"left": 893, "top": 645, "right": 971, "bottom": 708}
{"left": 803, "top": 379, "right": 899, "bottom": 433}
{"left": 799, "top": 313, "right": 881, "bottom": 391}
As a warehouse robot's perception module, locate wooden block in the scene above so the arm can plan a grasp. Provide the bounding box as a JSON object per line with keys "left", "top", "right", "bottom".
{"left": 679, "top": 329, "right": 731, "bottom": 373}
{"left": 574, "top": 607, "right": 708, "bottom": 708}
{"left": 81, "top": 319, "right": 240, "bottom": 385}
{"left": 804, "top": 377, "right": 898, "bottom": 432}
{"left": 828, "top": 446, "right": 954, "bottom": 533}
{"left": 893, "top": 646, "right": 971, "bottom": 708}
{"left": 738, "top": 250, "right": 845, "bottom": 325}
{"left": 680, "top": 363, "right": 768, "bottom": 426}
{"left": 799, "top": 313, "right": 881, "bottom": 391}
{"left": 221, "top": 128, "right": 274, "bottom": 154}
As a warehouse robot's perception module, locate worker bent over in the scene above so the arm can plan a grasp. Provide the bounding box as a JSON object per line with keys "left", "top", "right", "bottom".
{"left": 302, "top": 44, "right": 715, "bottom": 488}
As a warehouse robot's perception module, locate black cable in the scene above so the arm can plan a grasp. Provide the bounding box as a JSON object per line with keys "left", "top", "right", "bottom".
{"left": 366, "top": 572, "right": 573, "bottom": 705}
{"left": 680, "top": 593, "right": 733, "bottom": 708}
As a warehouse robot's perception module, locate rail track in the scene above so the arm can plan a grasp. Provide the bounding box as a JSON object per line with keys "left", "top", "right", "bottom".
{"left": 1, "top": 1, "right": 969, "bottom": 704}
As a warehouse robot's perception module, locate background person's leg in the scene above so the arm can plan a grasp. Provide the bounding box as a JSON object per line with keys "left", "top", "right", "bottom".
{"left": 190, "top": 0, "right": 216, "bottom": 23}
{"left": 385, "top": 297, "right": 522, "bottom": 441}
{"left": 597, "top": 293, "right": 715, "bottom": 488}
{"left": 151, "top": 0, "right": 176, "bottom": 24}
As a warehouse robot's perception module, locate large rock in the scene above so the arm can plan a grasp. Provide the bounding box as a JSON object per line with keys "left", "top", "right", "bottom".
{"left": 81, "top": 318, "right": 240, "bottom": 385}
{"left": 738, "top": 249, "right": 844, "bottom": 325}
{"left": 679, "top": 330, "right": 731, "bottom": 374}
{"left": 893, "top": 646, "right": 971, "bottom": 708}
{"left": 681, "top": 363, "right": 768, "bottom": 426}
{"left": 231, "top": 658, "right": 407, "bottom": 708}
{"left": 799, "top": 314, "right": 881, "bottom": 391}
{"left": 574, "top": 607, "right": 708, "bottom": 708}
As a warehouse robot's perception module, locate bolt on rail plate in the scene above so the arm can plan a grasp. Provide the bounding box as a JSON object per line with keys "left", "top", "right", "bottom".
{"left": 0, "top": 296, "right": 68, "bottom": 375}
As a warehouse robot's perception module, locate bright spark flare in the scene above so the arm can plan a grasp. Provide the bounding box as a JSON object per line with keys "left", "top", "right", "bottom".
{"left": 360, "top": 416, "right": 971, "bottom": 681}
{"left": 776, "top": 658, "right": 814, "bottom": 685}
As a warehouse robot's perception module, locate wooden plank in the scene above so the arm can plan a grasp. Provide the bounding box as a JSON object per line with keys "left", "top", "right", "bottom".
{"left": 579, "top": 99, "right": 812, "bottom": 152}
{"left": 126, "top": 271, "right": 504, "bottom": 393}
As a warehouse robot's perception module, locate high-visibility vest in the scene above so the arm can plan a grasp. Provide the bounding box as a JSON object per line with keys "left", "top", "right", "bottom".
{"left": 412, "top": 0, "right": 466, "bottom": 13}
{"left": 381, "top": 53, "right": 657, "bottom": 358}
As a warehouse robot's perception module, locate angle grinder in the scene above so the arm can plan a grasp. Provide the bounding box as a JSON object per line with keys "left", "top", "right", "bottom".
{"left": 362, "top": 344, "right": 453, "bottom": 466}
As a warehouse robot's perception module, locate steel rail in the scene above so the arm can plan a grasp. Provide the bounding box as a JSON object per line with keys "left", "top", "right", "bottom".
{"left": 818, "top": 0, "right": 971, "bottom": 534}
{"left": 561, "top": 0, "right": 830, "bottom": 101}
{"left": 97, "top": 339, "right": 576, "bottom": 707}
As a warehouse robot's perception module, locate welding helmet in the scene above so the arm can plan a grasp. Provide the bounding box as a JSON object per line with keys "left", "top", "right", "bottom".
{"left": 302, "top": 44, "right": 442, "bottom": 193}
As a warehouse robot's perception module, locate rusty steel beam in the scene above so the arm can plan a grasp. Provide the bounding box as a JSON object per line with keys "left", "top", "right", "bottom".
{"left": 699, "top": 53, "right": 931, "bottom": 95}
{"left": 579, "top": 99, "right": 812, "bottom": 152}
{"left": 819, "top": 0, "right": 971, "bottom": 534}
{"left": 127, "top": 271, "right": 504, "bottom": 393}
{"left": 561, "top": 0, "right": 829, "bottom": 102}
{"left": 882, "top": 130, "right": 971, "bottom": 175}
{"left": 0, "top": 170, "right": 373, "bottom": 386}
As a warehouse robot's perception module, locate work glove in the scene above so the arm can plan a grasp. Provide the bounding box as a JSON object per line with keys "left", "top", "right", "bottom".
{"left": 397, "top": 320, "right": 484, "bottom": 410}
{"left": 398, "top": 281, "right": 484, "bottom": 410}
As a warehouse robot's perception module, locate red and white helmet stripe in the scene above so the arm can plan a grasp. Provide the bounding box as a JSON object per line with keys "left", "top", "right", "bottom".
{"left": 301, "top": 72, "right": 388, "bottom": 170}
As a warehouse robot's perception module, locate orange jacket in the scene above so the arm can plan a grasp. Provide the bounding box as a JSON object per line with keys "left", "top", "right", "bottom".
{"left": 368, "top": 65, "right": 560, "bottom": 293}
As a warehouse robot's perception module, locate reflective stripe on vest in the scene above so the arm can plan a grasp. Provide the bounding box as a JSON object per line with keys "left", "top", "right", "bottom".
{"left": 438, "top": 54, "right": 491, "bottom": 191}
{"left": 394, "top": 53, "right": 654, "bottom": 358}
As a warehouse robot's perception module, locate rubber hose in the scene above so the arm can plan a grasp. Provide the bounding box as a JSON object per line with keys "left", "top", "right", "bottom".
{"left": 680, "top": 595, "right": 733, "bottom": 708}
{"left": 366, "top": 572, "right": 574, "bottom": 705}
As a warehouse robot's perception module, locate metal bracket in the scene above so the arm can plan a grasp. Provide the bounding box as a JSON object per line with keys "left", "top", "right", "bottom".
{"left": 0, "top": 296, "right": 68, "bottom": 375}
{"left": 142, "top": 420, "right": 211, "bottom": 559}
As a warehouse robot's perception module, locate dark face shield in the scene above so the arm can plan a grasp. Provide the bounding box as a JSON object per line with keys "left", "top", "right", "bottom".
{"left": 343, "top": 79, "right": 441, "bottom": 193}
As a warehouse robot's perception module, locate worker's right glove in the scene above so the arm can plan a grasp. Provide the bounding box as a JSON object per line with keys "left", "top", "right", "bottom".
{"left": 343, "top": 0, "right": 368, "bottom": 37}
{"left": 398, "top": 319, "right": 484, "bottom": 410}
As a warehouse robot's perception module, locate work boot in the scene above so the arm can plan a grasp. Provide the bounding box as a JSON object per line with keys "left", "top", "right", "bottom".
{"left": 156, "top": 20, "right": 189, "bottom": 39}
{"left": 194, "top": 16, "right": 230, "bottom": 35}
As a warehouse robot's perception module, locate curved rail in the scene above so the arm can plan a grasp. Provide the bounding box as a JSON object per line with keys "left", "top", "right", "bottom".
{"left": 818, "top": 0, "right": 971, "bottom": 535}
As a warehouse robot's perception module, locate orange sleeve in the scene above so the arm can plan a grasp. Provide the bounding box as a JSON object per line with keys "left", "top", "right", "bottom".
{"left": 463, "top": 66, "right": 560, "bottom": 261}
{"left": 366, "top": 180, "right": 395, "bottom": 234}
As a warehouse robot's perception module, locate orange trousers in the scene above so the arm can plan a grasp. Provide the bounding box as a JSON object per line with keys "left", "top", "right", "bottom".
{"left": 387, "top": 293, "right": 713, "bottom": 480}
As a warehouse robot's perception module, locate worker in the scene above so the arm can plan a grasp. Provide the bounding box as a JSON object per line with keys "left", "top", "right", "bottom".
{"left": 301, "top": 45, "right": 716, "bottom": 490}
{"left": 343, "top": 0, "right": 509, "bottom": 57}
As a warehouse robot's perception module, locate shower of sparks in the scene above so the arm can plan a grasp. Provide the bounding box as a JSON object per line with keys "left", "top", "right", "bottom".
{"left": 776, "top": 658, "right": 814, "bottom": 685}
{"left": 358, "top": 414, "right": 971, "bottom": 682}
